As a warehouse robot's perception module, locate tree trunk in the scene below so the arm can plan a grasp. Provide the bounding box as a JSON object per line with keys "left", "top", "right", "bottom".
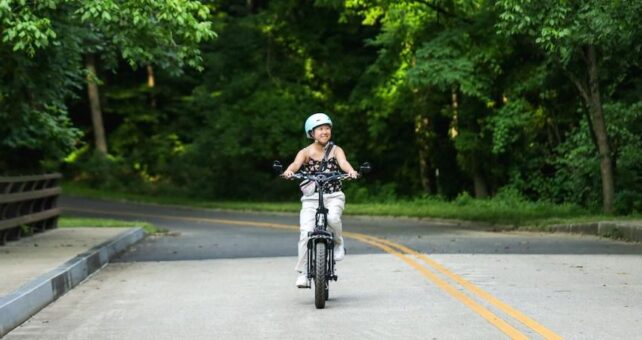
{"left": 586, "top": 44, "right": 615, "bottom": 213}
{"left": 415, "top": 114, "right": 433, "bottom": 194}
{"left": 471, "top": 155, "right": 488, "bottom": 198}
{"left": 247, "top": 0, "right": 257, "bottom": 12}
{"left": 449, "top": 88, "right": 459, "bottom": 138}
{"left": 418, "top": 147, "right": 432, "bottom": 194}
{"left": 85, "top": 54, "right": 107, "bottom": 155}
{"left": 566, "top": 45, "right": 615, "bottom": 213}
{"left": 146, "top": 64, "right": 157, "bottom": 109}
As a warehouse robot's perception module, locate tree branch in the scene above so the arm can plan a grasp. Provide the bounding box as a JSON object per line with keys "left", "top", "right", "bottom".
{"left": 567, "top": 69, "right": 590, "bottom": 104}
{"left": 558, "top": 57, "right": 599, "bottom": 152}
{"left": 558, "top": 52, "right": 590, "bottom": 105}
{"left": 410, "top": 0, "right": 473, "bottom": 24}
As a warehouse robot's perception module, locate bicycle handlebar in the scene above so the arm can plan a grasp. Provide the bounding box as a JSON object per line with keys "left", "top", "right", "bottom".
{"left": 289, "top": 171, "right": 354, "bottom": 183}
{"left": 272, "top": 160, "right": 371, "bottom": 181}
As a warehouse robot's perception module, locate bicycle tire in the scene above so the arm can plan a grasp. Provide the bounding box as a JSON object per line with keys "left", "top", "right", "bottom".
{"left": 314, "top": 242, "right": 327, "bottom": 309}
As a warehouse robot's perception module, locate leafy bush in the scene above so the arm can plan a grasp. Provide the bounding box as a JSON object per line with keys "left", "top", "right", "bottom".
{"left": 614, "top": 190, "right": 642, "bottom": 215}
{"left": 343, "top": 182, "right": 398, "bottom": 203}
{"left": 66, "top": 150, "right": 145, "bottom": 192}
{"left": 454, "top": 191, "right": 473, "bottom": 206}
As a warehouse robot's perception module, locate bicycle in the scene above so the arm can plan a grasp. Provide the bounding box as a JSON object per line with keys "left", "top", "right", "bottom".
{"left": 273, "top": 160, "right": 370, "bottom": 309}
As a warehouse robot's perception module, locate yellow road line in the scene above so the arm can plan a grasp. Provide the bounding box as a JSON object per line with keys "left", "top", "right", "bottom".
{"left": 65, "top": 207, "right": 299, "bottom": 231}
{"left": 344, "top": 232, "right": 530, "bottom": 339}
{"left": 354, "top": 234, "right": 563, "bottom": 340}
{"left": 66, "top": 207, "right": 560, "bottom": 339}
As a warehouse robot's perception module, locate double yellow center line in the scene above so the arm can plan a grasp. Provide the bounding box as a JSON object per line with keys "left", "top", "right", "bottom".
{"left": 345, "top": 232, "right": 562, "bottom": 339}
{"left": 66, "top": 207, "right": 562, "bottom": 339}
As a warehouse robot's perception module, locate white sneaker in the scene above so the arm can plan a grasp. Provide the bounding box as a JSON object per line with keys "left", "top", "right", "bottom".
{"left": 333, "top": 245, "right": 345, "bottom": 261}
{"left": 296, "top": 274, "right": 310, "bottom": 288}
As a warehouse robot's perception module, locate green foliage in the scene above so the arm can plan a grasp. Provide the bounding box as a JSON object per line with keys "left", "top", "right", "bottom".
{"left": 454, "top": 191, "right": 474, "bottom": 206}
{"left": 75, "top": 0, "right": 215, "bottom": 72}
{"left": 148, "top": 0, "right": 378, "bottom": 200}
{"left": 5, "top": 0, "right": 642, "bottom": 217}
{"left": 63, "top": 180, "right": 595, "bottom": 226}
{"left": 409, "top": 28, "right": 491, "bottom": 98}
{"left": 0, "top": 0, "right": 215, "bottom": 172}
{"left": 496, "top": 0, "right": 642, "bottom": 64}
{"left": 68, "top": 0, "right": 641, "bottom": 213}
{"left": 488, "top": 99, "right": 536, "bottom": 154}
{"left": 606, "top": 102, "right": 642, "bottom": 213}
{"left": 59, "top": 216, "right": 159, "bottom": 234}
{"left": 343, "top": 181, "right": 398, "bottom": 203}
{"left": 0, "top": 3, "right": 84, "bottom": 172}
{"left": 503, "top": 100, "right": 642, "bottom": 213}
{"left": 69, "top": 151, "right": 133, "bottom": 190}
{"left": 615, "top": 191, "right": 642, "bottom": 215}
{"left": 0, "top": 0, "right": 59, "bottom": 56}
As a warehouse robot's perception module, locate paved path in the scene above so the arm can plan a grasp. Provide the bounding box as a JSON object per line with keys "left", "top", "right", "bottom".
{"left": 0, "top": 228, "right": 130, "bottom": 297}
{"left": 5, "top": 196, "right": 642, "bottom": 339}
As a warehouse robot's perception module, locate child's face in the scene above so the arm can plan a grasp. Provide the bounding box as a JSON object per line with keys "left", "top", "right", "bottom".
{"left": 313, "top": 124, "right": 332, "bottom": 144}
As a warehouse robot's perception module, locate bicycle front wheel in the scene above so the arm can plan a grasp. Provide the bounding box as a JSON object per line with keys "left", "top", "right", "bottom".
{"left": 314, "top": 242, "right": 327, "bottom": 309}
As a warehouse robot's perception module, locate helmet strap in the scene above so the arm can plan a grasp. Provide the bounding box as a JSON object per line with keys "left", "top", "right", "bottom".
{"left": 320, "top": 141, "right": 334, "bottom": 171}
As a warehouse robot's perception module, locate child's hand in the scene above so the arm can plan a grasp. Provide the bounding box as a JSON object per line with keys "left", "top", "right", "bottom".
{"left": 282, "top": 170, "right": 294, "bottom": 179}
{"left": 348, "top": 170, "right": 359, "bottom": 179}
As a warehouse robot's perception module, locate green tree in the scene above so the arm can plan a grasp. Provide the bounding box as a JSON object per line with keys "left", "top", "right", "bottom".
{"left": 496, "top": 0, "right": 642, "bottom": 212}
{"left": 339, "top": 1, "right": 454, "bottom": 196}
{"left": 1, "top": 1, "right": 83, "bottom": 171}
{"left": 76, "top": 0, "right": 215, "bottom": 155}
{"left": 340, "top": 0, "right": 506, "bottom": 198}
{"left": 0, "top": 0, "right": 215, "bottom": 170}
{"left": 161, "top": 0, "right": 377, "bottom": 199}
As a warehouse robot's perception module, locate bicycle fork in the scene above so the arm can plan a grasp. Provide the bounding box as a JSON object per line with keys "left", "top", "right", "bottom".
{"left": 306, "top": 234, "right": 338, "bottom": 283}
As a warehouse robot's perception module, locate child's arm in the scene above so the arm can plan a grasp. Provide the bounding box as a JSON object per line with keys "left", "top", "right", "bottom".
{"left": 283, "top": 149, "right": 307, "bottom": 178}
{"left": 334, "top": 147, "right": 358, "bottom": 178}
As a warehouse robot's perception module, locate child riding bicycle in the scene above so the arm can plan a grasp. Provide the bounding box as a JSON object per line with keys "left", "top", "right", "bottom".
{"left": 282, "top": 113, "right": 358, "bottom": 288}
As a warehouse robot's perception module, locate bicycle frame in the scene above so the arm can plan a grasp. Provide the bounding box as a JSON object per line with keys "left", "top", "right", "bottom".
{"left": 297, "top": 172, "right": 349, "bottom": 283}
{"left": 273, "top": 160, "right": 370, "bottom": 308}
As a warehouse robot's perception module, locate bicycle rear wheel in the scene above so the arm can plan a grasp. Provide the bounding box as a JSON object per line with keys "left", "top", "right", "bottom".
{"left": 314, "top": 242, "right": 327, "bottom": 309}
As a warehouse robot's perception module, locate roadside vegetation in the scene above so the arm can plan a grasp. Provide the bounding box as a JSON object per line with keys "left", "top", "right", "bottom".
{"left": 3, "top": 1, "right": 642, "bottom": 220}
{"left": 59, "top": 216, "right": 161, "bottom": 234}
{"left": 63, "top": 182, "right": 639, "bottom": 228}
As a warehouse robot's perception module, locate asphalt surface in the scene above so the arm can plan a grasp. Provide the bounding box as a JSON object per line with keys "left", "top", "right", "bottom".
{"left": 60, "top": 196, "right": 642, "bottom": 262}
{"left": 5, "top": 196, "right": 642, "bottom": 339}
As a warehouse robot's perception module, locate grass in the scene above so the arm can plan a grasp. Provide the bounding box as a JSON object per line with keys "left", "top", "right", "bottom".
{"left": 62, "top": 181, "right": 302, "bottom": 211}
{"left": 342, "top": 197, "right": 638, "bottom": 227}
{"left": 62, "top": 181, "right": 639, "bottom": 228}
{"left": 59, "top": 216, "right": 161, "bottom": 234}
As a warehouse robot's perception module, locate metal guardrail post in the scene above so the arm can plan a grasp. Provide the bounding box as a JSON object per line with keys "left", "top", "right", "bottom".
{"left": 0, "top": 174, "right": 62, "bottom": 245}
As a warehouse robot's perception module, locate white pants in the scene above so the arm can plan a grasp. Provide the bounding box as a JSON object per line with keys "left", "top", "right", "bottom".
{"left": 295, "top": 191, "right": 345, "bottom": 272}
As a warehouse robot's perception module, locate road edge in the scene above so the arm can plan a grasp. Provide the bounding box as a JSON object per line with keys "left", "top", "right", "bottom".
{"left": 0, "top": 227, "right": 145, "bottom": 337}
{"left": 519, "top": 221, "right": 642, "bottom": 242}
{"left": 60, "top": 195, "right": 642, "bottom": 242}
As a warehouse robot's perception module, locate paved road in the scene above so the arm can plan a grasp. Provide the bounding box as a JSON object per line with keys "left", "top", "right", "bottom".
{"left": 6, "top": 196, "right": 642, "bottom": 339}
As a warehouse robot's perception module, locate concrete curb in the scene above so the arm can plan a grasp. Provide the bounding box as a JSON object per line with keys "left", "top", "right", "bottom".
{"left": 534, "top": 221, "right": 642, "bottom": 242}
{"left": 0, "top": 227, "right": 145, "bottom": 337}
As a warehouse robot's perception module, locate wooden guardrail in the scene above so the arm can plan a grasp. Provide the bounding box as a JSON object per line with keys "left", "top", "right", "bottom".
{"left": 0, "top": 173, "right": 61, "bottom": 245}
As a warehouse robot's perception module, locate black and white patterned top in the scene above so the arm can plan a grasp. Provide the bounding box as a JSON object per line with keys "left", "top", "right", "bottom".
{"left": 302, "top": 157, "right": 342, "bottom": 194}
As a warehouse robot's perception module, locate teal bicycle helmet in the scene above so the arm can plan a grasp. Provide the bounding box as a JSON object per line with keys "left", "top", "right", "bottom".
{"left": 304, "top": 113, "right": 333, "bottom": 139}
